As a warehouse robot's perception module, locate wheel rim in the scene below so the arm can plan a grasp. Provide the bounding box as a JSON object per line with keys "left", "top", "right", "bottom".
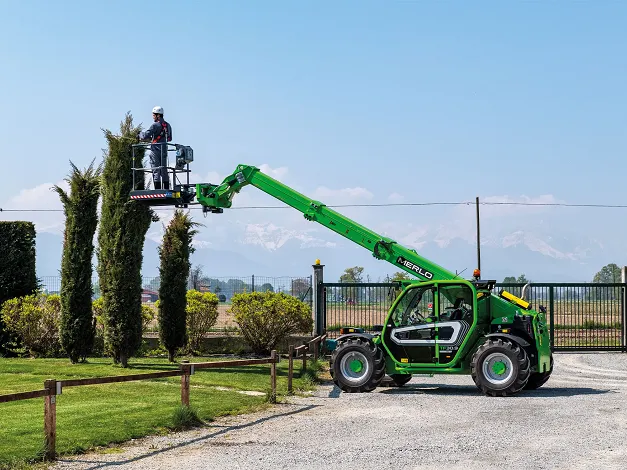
{"left": 482, "top": 352, "right": 514, "bottom": 385}
{"left": 339, "top": 351, "right": 370, "bottom": 384}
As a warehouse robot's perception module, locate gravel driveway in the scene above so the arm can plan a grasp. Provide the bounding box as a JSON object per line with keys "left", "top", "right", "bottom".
{"left": 52, "top": 353, "right": 627, "bottom": 470}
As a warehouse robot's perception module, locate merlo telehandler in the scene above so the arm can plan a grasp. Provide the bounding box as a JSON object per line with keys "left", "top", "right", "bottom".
{"left": 131, "top": 151, "right": 553, "bottom": 396}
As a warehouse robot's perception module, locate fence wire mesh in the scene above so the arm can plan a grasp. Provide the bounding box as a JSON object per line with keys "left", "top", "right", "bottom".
{"left": 38, "top": 275, "right": 312, "bottom": 333}
{"left": 322, "top": 282, "right": 626, "bottom": 350}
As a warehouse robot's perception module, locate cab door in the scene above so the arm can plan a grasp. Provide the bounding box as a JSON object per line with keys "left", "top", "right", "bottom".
{"left": 434, "top": 283, "right": 476, "bottom": 365}
{"left": 383, "top": 284, "right": 438, "bottom": 365}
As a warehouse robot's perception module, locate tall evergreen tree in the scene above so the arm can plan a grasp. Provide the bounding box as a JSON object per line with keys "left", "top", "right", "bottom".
{"left": 0, "top": 222, "right": 39, "bottom": 356}
{"left": 54, "top": 160, "right": 102, "bottom": 363}
{"left": 158, "top": 210, "right": 198, "bottom": 362}
{"left": 97, "top": 113, "right": 154, "bottom": 367}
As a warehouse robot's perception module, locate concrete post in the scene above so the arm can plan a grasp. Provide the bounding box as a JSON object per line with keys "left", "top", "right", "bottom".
{"left": 312, "top": 259, "right": 324, "bottom": 336}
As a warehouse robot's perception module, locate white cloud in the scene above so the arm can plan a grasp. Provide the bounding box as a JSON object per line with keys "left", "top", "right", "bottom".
{"left": 312, "top": 186, "right": 374, "bottom": 201}
{"left": 258, "top": 164, "right": 288, "bottom": 181}
{"left": 0, "top": 181, "right": 68, "bottom": 234}
{"left": 388, "top": 192, "right": 404, "bottom": 203}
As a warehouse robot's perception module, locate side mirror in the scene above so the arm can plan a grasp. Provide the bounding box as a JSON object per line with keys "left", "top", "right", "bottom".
{"left": 372, "top": 324, "right": 383, "bottom": 332}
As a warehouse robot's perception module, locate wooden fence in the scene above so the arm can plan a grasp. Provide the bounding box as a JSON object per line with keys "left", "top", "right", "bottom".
{"left": 0, "top": 334, "right": 329, "bottom": 462}
{"left": 287, "top": 334, "right": 327, "bottom": 393}
{"left": 0, "top": 353, "right": 278, "bottom": 461}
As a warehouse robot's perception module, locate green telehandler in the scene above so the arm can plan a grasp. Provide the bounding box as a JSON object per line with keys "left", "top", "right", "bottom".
{"left": 131, "top": 154, "right": 553, "bottom": 396}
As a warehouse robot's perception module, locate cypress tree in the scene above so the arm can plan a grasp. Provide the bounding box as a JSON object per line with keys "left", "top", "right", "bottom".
{"left": 97, "top": 113, "right": 154, "bottom": 367}
{"left": 53, "top": 160, "right": 102, "bottom": 363}
{"left": 158, "top": 210, "right": 198, "bottom": 362}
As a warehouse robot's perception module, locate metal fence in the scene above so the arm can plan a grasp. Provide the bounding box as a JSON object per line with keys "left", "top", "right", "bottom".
{"left": 38, "top": 275, "right": 313, "bottom": 306}
{"left": 321, "top": 282, "right": 627, "bottom": 351}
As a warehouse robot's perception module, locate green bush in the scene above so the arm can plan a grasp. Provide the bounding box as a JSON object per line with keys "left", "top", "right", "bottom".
{"left": 229, "top": 291, "right": 313, "bottom": 355}
{"left": 0, "top": 221, "right": 39, "bottom": 355}
{"left": 0, "top": 293, "right": 62, "bottom": 357}
{"left": 185, "top": 290, "right": 219, "bottom": 354}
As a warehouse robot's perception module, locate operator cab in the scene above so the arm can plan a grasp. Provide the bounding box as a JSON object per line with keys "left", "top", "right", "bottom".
{"left": 129, "top": 143, "right": 197, "bottom": 208}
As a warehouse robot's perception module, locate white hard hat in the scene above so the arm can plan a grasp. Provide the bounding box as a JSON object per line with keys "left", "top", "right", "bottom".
{"left": 152, "top": 106, "right": 164, "bottom": 115}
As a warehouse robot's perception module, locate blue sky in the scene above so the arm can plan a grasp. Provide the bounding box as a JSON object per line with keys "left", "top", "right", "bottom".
{"left": 1, "top": 1, "right": 627, "bottom": 280}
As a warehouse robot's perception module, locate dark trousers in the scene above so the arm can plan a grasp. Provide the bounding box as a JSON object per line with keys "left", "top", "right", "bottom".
{"left": 149, "top": 148, "right": 169, "bottom": 188}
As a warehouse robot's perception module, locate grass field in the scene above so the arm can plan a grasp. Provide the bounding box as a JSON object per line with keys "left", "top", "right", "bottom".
{"left": 0, "top": 356, "right": 320, "bottom": 467}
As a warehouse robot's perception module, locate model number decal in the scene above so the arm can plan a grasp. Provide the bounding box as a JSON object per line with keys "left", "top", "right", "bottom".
{"left": 396, "top": 256, "right": 434, "bottom": 280}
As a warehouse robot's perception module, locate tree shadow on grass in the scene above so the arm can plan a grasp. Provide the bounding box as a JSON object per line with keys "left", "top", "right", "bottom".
{"left": 54, "top": 404, "right": 319, "bottom": 469}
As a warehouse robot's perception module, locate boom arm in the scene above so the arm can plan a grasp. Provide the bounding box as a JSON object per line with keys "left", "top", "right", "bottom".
{"left": 196, "top": 165, "right": 458, "bottom": 282}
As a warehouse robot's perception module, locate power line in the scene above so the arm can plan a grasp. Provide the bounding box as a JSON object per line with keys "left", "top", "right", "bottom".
{"left": 3, "top": 201, "right": 627, "bottom": 213}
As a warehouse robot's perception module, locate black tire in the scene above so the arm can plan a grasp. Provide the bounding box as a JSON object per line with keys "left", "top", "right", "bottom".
{"left": 524, "top": 355, "right": 553, "bottom": 390}
{"left": 470, "top": 338, "right": 531, "bottom": 396}
{"left": 330, "top": 337, "right": 386, "bottom": 393}
{"left": 380, "top": 374, "right": 413, "bottom": 387}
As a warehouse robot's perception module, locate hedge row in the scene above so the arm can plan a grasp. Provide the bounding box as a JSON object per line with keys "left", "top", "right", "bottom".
{"left": 0, "top": 222, "right": 39, "bottom": 355}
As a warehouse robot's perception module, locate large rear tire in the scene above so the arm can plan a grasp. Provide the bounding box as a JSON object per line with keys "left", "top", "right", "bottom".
{"left": 470, "top": 338, "right": 531, "bottom": 396}
{"left": 330, "top": 337, "right": 386, "bottom": 392}
{"left": 524, "top": 354, "right": 553, "bottom": 390}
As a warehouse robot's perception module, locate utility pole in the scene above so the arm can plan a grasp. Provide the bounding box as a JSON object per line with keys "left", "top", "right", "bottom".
{"left": 476, "top": 196, "right": 481, "bottom": 272}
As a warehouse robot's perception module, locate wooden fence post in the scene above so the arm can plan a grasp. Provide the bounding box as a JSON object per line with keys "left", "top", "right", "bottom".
{"left": 180, "top": 361, "right": 191, "bottom": 406}
{"left": 270, "top": 350, "right": 277, "bottom": 403}
{"left": 302, "top": 345, "right": 307, "bottom": 373}
{"left": 44, "top": 379, "right": 57, "bottom": 460}
{"left": 313, "top": 339, "right": 319, "bottom": 361}
{"left": 288, "top": 345, "right": 294, "bottom": 393}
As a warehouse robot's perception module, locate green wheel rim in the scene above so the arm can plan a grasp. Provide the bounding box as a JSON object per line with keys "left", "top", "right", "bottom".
{"left": 349, "top": 359, "right": 364, "bottom": 373}
{"left": 482, "top": 352, "right": 514, "bottom": 385}
{"left": 492, "top": 361, "right": 507, "bottom": 376}
{"left": 339, "top": 351, "right": 370, "bottom": 384}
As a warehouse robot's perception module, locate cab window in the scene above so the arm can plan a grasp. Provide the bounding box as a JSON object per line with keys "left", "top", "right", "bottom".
{"left": 391, "top": 286, "right": 435, "bottom": 327}
{"left": 438, "top": 284, "right": 474, "bottom": 322}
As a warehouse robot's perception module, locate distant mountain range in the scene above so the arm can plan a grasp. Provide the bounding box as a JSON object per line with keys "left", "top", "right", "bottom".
{"left": 33, "top": 219, "right": 616, "bottom": 285}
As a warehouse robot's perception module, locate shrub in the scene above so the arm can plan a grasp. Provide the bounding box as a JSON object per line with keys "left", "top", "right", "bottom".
{"left": 230, "top": 291, "right": 313, "bottom": 355}
{"left": 171, "top": 405, "right": 203, "bottom": 431}
{"left": 0, "top": 293, "right": 62, "bottom": 357}
{"left": 185, "top": 290, "right": 219, "bottom": 353}
{"left": 0, "top": 221, "right": 39, "bottom": 355}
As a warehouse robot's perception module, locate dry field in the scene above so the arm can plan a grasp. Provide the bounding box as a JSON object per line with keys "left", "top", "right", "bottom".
{"left": 325, "top": 300, "right": 625, "bottom": 347}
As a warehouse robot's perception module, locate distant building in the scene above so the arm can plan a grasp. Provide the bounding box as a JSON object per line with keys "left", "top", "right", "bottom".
{"left": 141, "top": 289, "right": 159, "bottom": 303}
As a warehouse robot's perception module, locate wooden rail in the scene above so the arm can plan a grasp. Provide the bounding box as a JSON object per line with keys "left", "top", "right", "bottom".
{"left": 0, "top": 352, "right": 278, "bottom": 461}
{"left": 287, "top": 333, "right": 328, "bottom": 393}
{"left": 0, "top": 389, "right": 50, "bottom": 403}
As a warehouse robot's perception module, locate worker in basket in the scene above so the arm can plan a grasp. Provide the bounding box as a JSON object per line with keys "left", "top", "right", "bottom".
{"left": 139, "top": 106, "right": 173, "bottom": 189}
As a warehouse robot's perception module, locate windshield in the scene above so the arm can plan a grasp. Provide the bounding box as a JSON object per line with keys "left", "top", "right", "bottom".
{"left": 391, "top": 286, "right": 434, "bottom": 327}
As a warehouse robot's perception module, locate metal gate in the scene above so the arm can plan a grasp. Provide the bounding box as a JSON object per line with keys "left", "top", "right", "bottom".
{"left": 320, "top": 281, "right": 627, "bottom": 351}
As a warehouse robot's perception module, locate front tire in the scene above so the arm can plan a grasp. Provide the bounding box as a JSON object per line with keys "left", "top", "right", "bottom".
{"left": 524, "top": 354, "right": 553, "bottom": 390}
{"left": 470, "top": 338, "right": 530, "bottom": 396}
{"left": 330, "top": 338, "right": 386, "bottom": 392}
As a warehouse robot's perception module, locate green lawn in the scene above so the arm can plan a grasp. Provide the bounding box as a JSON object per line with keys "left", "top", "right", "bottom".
{"left": 0, "top": 356, "right": 319, "bottom": 467}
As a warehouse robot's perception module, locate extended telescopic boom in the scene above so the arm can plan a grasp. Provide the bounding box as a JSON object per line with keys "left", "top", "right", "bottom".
{"left": 195, "top": 165, "right": 459, "bottom": 282}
